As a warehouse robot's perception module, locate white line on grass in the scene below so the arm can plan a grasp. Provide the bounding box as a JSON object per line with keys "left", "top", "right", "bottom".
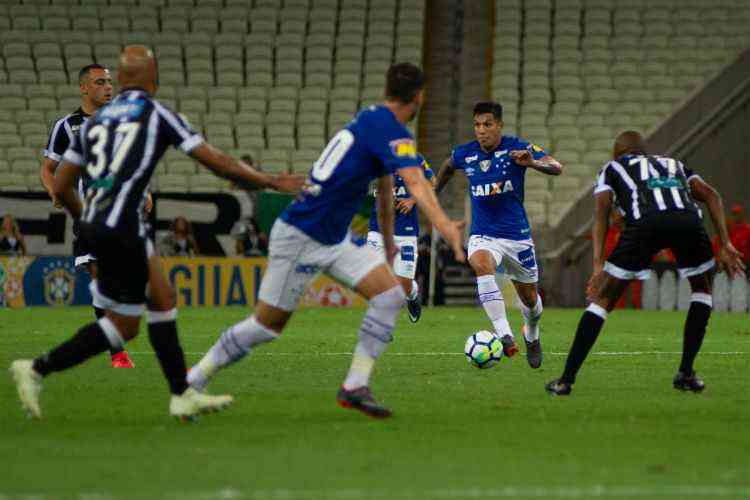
{"left": 3, "top": 486, "right": 749, "bottom": 500}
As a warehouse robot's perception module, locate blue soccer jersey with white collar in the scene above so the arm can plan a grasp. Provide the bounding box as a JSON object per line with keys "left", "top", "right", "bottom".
{"left": 451, "top": 136, "right": 546, "bottom": 240}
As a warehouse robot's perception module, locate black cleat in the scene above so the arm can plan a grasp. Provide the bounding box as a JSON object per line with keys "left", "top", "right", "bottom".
{"left": 406, "top": 297, "right": 422, "bottom": 323}
{"left": 337, "top": 386, "right": 392, "bottom": 419}
{"left": 500, "top": 334, "right": 519, "bottom": 358}
{"left": 673, "top": 371, "right": 706, "bottom": 392}
{"left": 523, "top": 327, "right": 543, "bottom": 369}
{"left": 545, "top": 379, "right": 572, "bottom": 396}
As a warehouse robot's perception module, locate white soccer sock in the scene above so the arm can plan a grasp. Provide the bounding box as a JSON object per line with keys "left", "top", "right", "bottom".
{"left": 520, "top": 296, "right": 543, "bottom": 342}
{"left": 343, "top": 286, "right": 406, "bottom": 390}
{"left": 407, "top": 280, "right": 419, "bottom": 301}
{"left": 477, "top": 275, "right": 513, "bottom": 339}
{"left": 187, "top": 315, "right": 278, "bottom": 390}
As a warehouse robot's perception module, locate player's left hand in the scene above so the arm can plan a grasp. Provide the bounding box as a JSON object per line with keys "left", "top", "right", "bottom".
{"left": 396, "top": 198, "right": 416, "bottom": 214}
{"left": 144, "top": 192, "right": 153, "bottom": 214}
{"left": 718, "top": 242, "right": 747, "bottom": 278}
{"left": 586, "top": 266, "right": 605, "bottom": 301}
{"left": 510, "top": 150, "right": 535, "bottom": 166}
{"left": 270, "top": 173, "right": 307, "bottom": 193}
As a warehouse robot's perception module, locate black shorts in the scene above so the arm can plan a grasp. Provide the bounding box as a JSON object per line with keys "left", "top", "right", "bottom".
{"left": 79, "top": 222, "right": 151, "bottom": 316}
{"left": 606, "top": 210, "right": 715, "bottom": 280}
{"left": 72, "top": 219, "right": 96, "bottom": 269}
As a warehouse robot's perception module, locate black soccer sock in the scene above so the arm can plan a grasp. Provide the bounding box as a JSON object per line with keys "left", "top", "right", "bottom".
{"left": 560, "top": 305, "right": 608, "bottom": 384}
{"left": 147, "top": 310, "right": 189, "bottom": 395}
{"left": 32, "top": 322, "right": 112, "bottom": 377}
{"left": 93, "top": 307, "right": 124, "bottom": 356}
{"left": 679, "top": 295, "right": 713, "bottom": 375}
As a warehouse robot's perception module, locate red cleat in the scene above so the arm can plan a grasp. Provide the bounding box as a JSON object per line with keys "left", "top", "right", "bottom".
{"left": 111, "top": 351, "right": 135, "bottom": 368}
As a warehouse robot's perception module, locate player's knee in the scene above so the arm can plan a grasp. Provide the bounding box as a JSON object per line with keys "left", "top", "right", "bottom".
{"left": 470, "top": 261, "right": 495, "bottom": 276}
{"left": 369, "top": 285, "right": 407, "bottom": 311}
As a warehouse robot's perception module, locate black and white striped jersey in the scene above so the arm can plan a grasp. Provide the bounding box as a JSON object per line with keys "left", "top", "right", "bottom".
{"left": 44, "top": 107, "right": 91, "bottom": 198}
{"left": 594, "top": 154, "right": 702, "bottom": 223}
{"left": 62, "top": 87, "right": 203, "bottom": 237}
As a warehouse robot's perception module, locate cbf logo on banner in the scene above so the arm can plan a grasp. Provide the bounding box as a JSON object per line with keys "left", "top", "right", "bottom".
{"left": 21, "top": 257, "right": 93, "bottom": 307}
{"left": 42, "top": 259, "right": 77, "bottom": 306}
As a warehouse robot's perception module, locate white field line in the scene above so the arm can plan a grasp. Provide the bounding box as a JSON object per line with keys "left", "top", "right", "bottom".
{"left": 3, "top": 485, "right": 749, "bottom": 500}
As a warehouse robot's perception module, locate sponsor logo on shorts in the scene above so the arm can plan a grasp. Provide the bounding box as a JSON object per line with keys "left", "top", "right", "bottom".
{"left": 295, "top": 264, "right": 320, "bottom": 274}
{"left": 518, "top": 247, "right": 537, "bottom": 270}
{"left": 400, "top": 245, "right": 416, "bottom": 262}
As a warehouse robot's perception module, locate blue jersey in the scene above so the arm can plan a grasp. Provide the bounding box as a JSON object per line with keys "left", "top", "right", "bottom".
{"left": 281, "top": 105, "right": 420, "bottom": 245}
{"left": 368, "top": 154, "right": 433, "bottom": 237}
{"left": 451, "top": 136, "right": 547, "bottom": 240}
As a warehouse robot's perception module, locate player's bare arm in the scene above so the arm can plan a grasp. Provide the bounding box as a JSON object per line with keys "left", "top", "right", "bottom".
{"left": 398, "top": 166, "right": 465, "bottom": 262}
{"left": 376, "top": 175, "right": 398, "bottom": 264}
{"left": 52, "top": 162, "right": 84, "bottom": 220}
{"left": 190, "top": 143, "right": 304, "bottom": 193}
{"left": 397, "top": 171, "right": 435, "bottom": 214}
{"left": 434, "top": 156, "right": 456, "bottom": 194}
{"left": 689, "top": 177, "right": 745, "bottom": 276}
{"left": 510, "top": 150, "right": 563, "bottom": 175}
{"left": 40, "top": 158, "right": 62, "bottom": 207}
{"left": 587, "top": 191, "right": 614, "bottom": 299}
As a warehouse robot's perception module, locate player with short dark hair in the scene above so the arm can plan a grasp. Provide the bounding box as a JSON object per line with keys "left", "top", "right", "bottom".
{"left": 39, "top": 64, "right": 140, "bottom": 368}
{"left": 11, "top": 46, "right": 304, "bottom": 420}
{"left": 435, "top": 100, "right": 563, "bottom": 369}
{"left": 187, "top": 62, "right": 466, "bottom": 419}
{"left": 546, "top": 131, "right": 745, "bottom": 396}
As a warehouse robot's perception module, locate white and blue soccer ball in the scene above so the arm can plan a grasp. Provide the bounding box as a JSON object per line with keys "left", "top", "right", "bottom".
{"left": 464, "top": 330, "right": 503, "bottom": 369}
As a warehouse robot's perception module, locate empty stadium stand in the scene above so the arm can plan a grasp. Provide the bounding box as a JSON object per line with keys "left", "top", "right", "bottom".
{"left": 491, "top": 0, "right": 750, "bottom": 227}
{"left": 0, "top": 0, "right": 425, "bottom": 192}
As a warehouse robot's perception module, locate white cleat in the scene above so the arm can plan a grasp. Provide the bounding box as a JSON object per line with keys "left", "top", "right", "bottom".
{"left": 9, "top": 360, "right": 43, "bottom": 419}
{"left": 169, "top": 387, "right": 233, "bottom": 421}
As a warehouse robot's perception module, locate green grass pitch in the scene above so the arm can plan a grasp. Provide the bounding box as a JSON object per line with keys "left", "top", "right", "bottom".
{"left": 1, "top": 306, "right": 748, "bottom": 500}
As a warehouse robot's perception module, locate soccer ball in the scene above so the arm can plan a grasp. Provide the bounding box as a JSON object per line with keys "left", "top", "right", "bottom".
{"left": 464, "top": 330, "right": 503, "bottom": 369}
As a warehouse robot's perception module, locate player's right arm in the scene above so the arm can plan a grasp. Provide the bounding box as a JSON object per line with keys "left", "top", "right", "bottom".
{"left": 40, "top": 158, "right": 61, "bottom": 207}
{"left": 53, "top": 162, "right": 84, "bottom": 220}
{"left": 41, "top": 117, "right": 71, "bottom": 207}
{"left": 399, "top": 166, "right": 465, "bottom": 263}
{"left": 688, "top": 176, "right": 745, "bottom": 277}
{"left": 375, "top": 175, "right": 398, "bottom": 264}
{"left": 434, "top": 156, "right": 456, "bottom": 194}
{"left": 190, "top": 144, "right": 303, "bottom": 193}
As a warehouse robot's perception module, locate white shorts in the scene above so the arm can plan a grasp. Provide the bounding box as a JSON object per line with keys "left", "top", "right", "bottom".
{"left": 467, "top": 235, "right": 539, "bottom": 284}
{"left": 366, "top": 231, "right": 418, "bottom": 280}
{"left": 259, "top": 219, "right": 386, "bottom": 311}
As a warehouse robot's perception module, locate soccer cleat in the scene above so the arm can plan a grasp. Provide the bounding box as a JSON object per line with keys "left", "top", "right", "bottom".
{"left": 111, "top": 351, "right": 135, "bottom": 368}
{"left": 9, "top": 360, "right": 43, "bottom": 419}
{"left": 545, "top": 379, "right": 572, "bottom": 396}
{"left": 499, "top": 334, "right": 519, "bottom": 358}
{"left": 522, "top": 326, "right": 543, "bottom": 369}
{"left": 337, "top": 386, "right": 392, "bottom": 419}
{"left": 673, "top": 371, "right": 706, "bottom": 392}
{"left": 169, "top": 387, "right": 234, "bottom": 421}
{"left": 406, "top": 297, "right": 422, "bottom": 323}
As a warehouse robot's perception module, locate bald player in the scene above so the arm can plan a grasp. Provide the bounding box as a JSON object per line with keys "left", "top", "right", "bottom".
{"left": 10, "top": 46, "right": 304, "bottom": 420}
{"left": 546, "top": 131, "right": 745, "bottom": 396}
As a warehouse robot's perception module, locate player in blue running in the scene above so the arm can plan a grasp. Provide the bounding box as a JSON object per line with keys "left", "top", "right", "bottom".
{"left": 188, "top": 63, "right": 465, "bottom": 419}
{"left": 435, "top": 101, "right": 563, "bottom": 369}
{"left": 367, "top": 153, "right": 435, "bottom": 323}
